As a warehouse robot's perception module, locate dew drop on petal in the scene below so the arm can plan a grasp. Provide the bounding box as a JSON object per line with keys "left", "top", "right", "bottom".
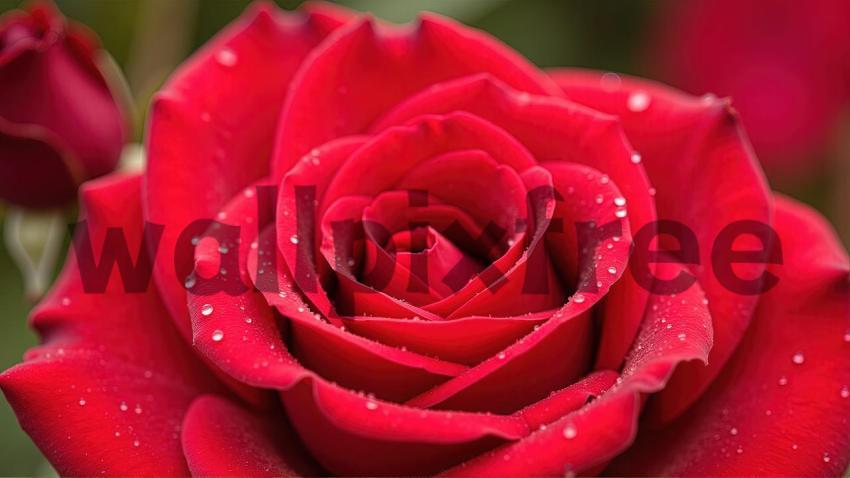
{"left": 201, "top": 304, "right": 214, "bottom": 317}
{"left": 791, "top": 352, "right": 805, "bottom": 365}
{"left": 289, "top": 235, "right": 300, "bottom": 245}
{"left": 630, "top": 152, "right": 642, "bottom": 164}
{"left": 211, "top": 330, "right": 224, "bottom": 342}
{"left": 365, "top": 400, "right": 378, "bottom": 411}
{"left": 615, "top": 208, "right": 628, "bottom": 218}
{"left": 215, "top": 48, "right": 237, "bottom": 67}
{"left": 562, "top": 423, "right": 577, "bottom": 439}
{"left": 573, "top": 294, "right": 586, "bottom": 304}
{"left": 600, "top": 72, "right": 621, "bottom": 92}
{"left": 841, "top": 386, "right": 849, "bottom": 399}
{"left": 607, "top": 266, "right": 617, "bottom": 275}
{"left": 119, "top": 401, "right": 128, "bottom": 412}
{"left": 778, "top": 376, "right": 788, "bottom": 386}
{"left": 729, "top": 427, "right": 738, "bottom": 436}
{"left": 78, "top": 399, "right": 86, "bottom": 406}
{"left": 614, "top": 197, "right": 626, "bottom": 207}
{"left": 627, "top": 91, "right": 650, "bottom": 112}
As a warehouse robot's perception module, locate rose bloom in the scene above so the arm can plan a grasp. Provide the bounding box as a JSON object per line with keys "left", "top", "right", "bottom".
{"left": 3, "top": 3, "right": 849, "bottom": 476}
{"left": 0, "top": 2, "right": 127, "bottom": 209}
{"left": 650, "top": 0, "right": 850, "bottom": 177}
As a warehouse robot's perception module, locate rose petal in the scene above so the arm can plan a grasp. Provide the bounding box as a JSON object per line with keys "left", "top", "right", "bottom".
{"left": 442, "top": 260, "right": 713, "bottom": 476}
{"left": 607, "top": 196, "right": 850, "bottom": 476}
{"left": 144, "top": 2, "right": 351, "bottom": 340}
{"left": 181, "top": 395, "right": 320, "bottom": 477}
{"left": 272, "top": 14, "right": 560, "bottom": 178}
{"left": 373, "top": 73, "right": 654, "bottom": 371}
{"left": 0, "top": 174, "right": 221, "bottom": 476}
{"left": 551, "top": 68, "right": 772, "bottom": 424}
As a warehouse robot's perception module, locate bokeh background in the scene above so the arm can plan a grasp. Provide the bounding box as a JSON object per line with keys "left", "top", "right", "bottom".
{"left": 1, "top": 0, "right": 848, "bottom": 474}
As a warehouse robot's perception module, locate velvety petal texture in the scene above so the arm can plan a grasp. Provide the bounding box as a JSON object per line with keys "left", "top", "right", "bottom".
{"left": 1, "top": 174, "right": 223, "bottom": 476}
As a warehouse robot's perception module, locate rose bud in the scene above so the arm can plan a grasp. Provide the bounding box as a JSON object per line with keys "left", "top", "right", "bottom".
{"left": 0, "top": 2, "right": 128, "bottom": 209}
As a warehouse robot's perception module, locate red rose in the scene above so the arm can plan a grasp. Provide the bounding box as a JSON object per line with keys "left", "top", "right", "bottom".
{"left": 0, "top": 2, "right": 127, "bottom": 209}
{"left": 3, "top": 3, "right": 849, "bottom": 476}
{"left": 649, "top": 0, "right": 850, "bottom": 177}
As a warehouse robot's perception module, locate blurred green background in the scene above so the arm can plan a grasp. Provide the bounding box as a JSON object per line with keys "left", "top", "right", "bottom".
{"left": 0, "top": 0, "right": 847, "bottom": 475}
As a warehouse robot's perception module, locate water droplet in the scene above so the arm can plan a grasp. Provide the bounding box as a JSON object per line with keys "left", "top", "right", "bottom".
{"left": 61, "top": 297, "right": 71, "bottom": 306}
{"left": 573, "top": 294, "right": 586, "bottom": 304}
{"left": 184, "top": 275, "right": 196, "bottom": 289}
{"left": 365, "top": 400, "right": 378, "bottom": 411}
{"left": 607, "top": 266, "right": 617, "bottom": 275}
{"left": 729, "top": 427, "right": 738, "bottom": 436}
{"left": 289, "top": 235, "right": 300, "bottom": 245}
{"left": 218, "top": 244, "right": 229, "bottom": 254}
{"left": 133, "top": 440, "right": 140, "bottom": 448}
{"left": 614, "top": 208, "right": 628, "bottom": 218}
{"left": 791, "top": 352, "right": 805, "bottom": 365}
{"left": 648, "top": 187, "right": 657, "bottom": 197}
{"left": 78, "top": 399, "right": 86, "bottom": 406}
{"left": 134, "top": 405, "right": 142, "bottom": 415}
{"left": 843, "top": 330, "right": 850, "bottom": 343}
{"left": 211, "top": 330, "right": 224, "bottom": 342}
{"left": 778, "top": 376, "right": 788, "bottom": 386}
{"left": 841, "top": 386, "right": 849, "bottom": 399}
{"left": 215, "top": 48, "right": 237, "bottom": 67}
{"left": 677, "top": 333, "right": 687, "bottom": 341}
{"left": 201, "top": 304, "right": 214, "bottom": 316}
{"left": 497, "top": 352, "right": 506, "bottom": 360}
{"left": 823, "top": 452, "right": 831, "bottom": 463}
{"left": 627, "top": 91, "right": 651, "bottom": 112}
{"left": 600, "top": 175, "right": 610, "bottom": 184}
{"left": 600, "top": 72, "right": 621, "bottom": 92}
{"left": 630, "top": 152, "right": 642, "bottom": 164}
{"left": 595, "top": 194, "right": 604, "bottom": 205}
{"left": 562, "top": 423, "right": 577, "bottom": 439}
{"left": 613, "top": 197, "right": 626, "bottom": 207}
{"left": 736, "top": 446, "right": 744, "bottom": 454}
